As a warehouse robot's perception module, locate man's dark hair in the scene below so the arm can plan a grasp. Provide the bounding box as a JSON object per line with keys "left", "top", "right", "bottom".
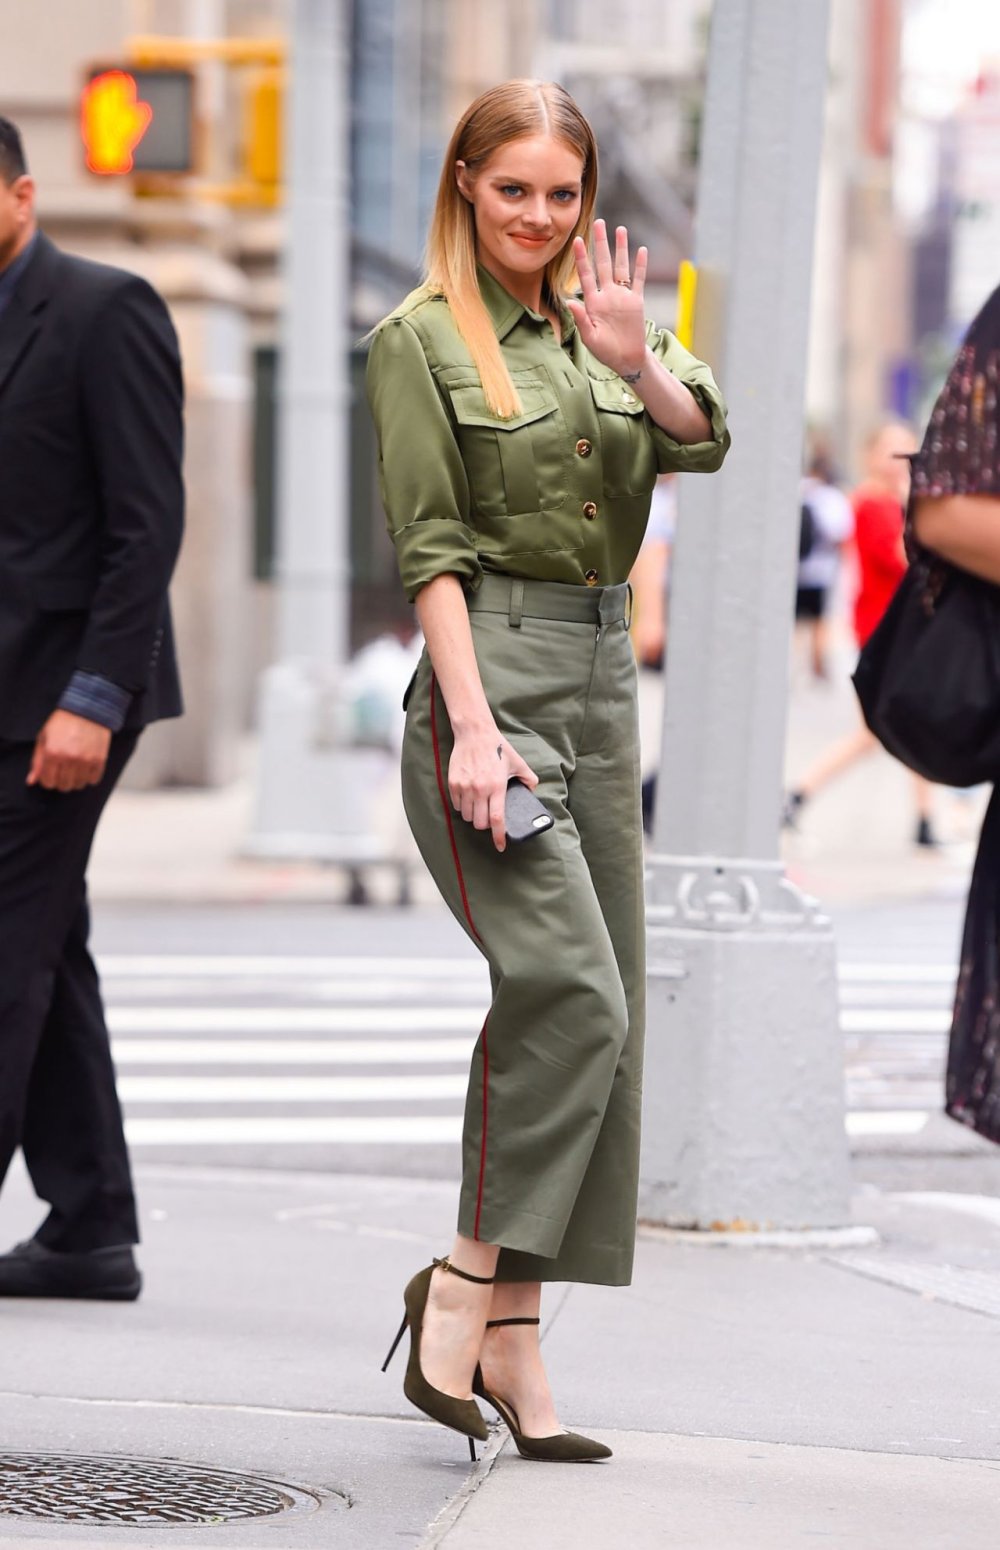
{"left": 0, "top": 118, "right": 28, "bottom": 185}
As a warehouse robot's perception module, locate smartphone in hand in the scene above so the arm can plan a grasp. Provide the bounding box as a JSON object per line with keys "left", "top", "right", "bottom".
{"left": 504, "top": 779, "right": 554, "bottom": 843}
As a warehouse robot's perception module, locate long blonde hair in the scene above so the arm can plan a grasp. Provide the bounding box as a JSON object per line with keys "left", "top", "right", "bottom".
{"left": 424, "top": 80, "right": 598, "bottom": 418}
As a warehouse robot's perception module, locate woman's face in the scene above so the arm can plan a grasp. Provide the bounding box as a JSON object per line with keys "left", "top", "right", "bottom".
{"left": 457, "top": 134, "right": 585, "bottom": 286}
{"left": 867, "top": 423, "right": 917, "bottom": 501}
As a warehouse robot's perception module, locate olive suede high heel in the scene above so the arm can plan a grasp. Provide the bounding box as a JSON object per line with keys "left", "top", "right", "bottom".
{"left": 382, "top": 1256, "right": 493, "bottom": 1459}
{"left": 473, "top": 1317, "right": 613, "bottom": 1463}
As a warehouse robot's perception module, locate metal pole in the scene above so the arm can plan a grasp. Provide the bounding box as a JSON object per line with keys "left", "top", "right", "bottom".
{"left": 640, "top": 0, "right": 852, "bottom": 1230}
{"left": 250, "top": 0, "right": 383, "bottom": 869}
{"left": 273, "top": 0, "right": 347, "bottom": 670}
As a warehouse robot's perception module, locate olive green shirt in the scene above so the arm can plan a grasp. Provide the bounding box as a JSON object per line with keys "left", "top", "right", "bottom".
{"left": 366, "top": 266, "right": 730, "bottom": 602}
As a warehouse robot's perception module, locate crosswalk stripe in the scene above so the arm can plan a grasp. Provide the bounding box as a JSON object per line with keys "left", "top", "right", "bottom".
{"left": 841, "top": 1010, "right": 951, "bottom": 1034}
{"left": 96, "top": 954, "right": 958, "bottom": 985}
{"left": 121, "top": 1111, "right": 930, "bottom": 1145}
{"left": 111, "top": 1038, "right": 475, "bottom": 1066}
{"left": 845, "top": 1111, "right": 930, "bottom": 1136}
{"left": 124, "top": 1116, "right": 464, "bottom": 1144}
{"left": 104, "top": 978, "right": 489, "bottom": 1005}
{"left": 99, "top": 955, "right": 484, "bottom": 979}
{"left": 838, "top": 964, "right": 956, "bottom": 984}
{"left": 107, "top": 1008, "right": 954, "bottom": 1038}
{"left": 107, "top": 1007, "right": 481, "bottom": 1034}
{"left": 117, "top": 1074, "right": 469, "bottom": 1103}
{"left": 93, "top": 953, "right": 949, "bottom": 1150}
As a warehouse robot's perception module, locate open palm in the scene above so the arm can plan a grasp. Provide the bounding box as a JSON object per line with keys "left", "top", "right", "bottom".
{"left": 566, "top": 219, "right": 648, "bottom": 378}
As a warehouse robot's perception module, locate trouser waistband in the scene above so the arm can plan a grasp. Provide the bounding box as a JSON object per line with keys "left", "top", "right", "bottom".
{"left": 466, "top": 574, "right": 631, "bottom": 627}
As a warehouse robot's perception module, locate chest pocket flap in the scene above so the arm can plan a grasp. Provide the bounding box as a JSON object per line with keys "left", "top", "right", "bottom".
{"left": 448, "top": 379, "right": 558, "bottom": 430}
{"left": 447, "top": 377, "right": 564, "bottom": 516}
{"left": 589, "top": 377, "right": 645, "bottom": 416}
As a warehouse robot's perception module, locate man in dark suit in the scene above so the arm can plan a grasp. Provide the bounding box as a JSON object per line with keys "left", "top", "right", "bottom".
{"left": 0, "top": 118, "right": 184, "bottom": 1299}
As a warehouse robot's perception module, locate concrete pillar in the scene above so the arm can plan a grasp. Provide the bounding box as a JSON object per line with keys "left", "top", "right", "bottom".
{"left": 250, "top": 0, "right": 386, "bottom": 864}
{"left": 128, "top": 238, "right": 253, "bottom": 789}
{"left": 640, "top": 0, "right": 852, "bottom": 1232}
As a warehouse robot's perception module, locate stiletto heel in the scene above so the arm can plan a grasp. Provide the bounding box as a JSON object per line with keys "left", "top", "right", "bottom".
{"left": 468, "top": 1437, "right": 478, "bottom": 1463}
{"left": 474, "top": 1317, "right": 612, "bottom": 1463}
{"left": 390, "top": 1256, "right": 494, "bottom": 1444}
{"left": 382, "top": 1310, "right": 409, "bottom": 1372}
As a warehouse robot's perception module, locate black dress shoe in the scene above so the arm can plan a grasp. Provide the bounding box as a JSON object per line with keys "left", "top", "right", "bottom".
{"left": 0, "top": 1239, "right": 141, "bottom": 1301}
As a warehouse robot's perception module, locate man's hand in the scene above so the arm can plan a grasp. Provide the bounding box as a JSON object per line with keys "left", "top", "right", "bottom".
{"left": 27, "top": 710, "right": 112, "bottom": 792}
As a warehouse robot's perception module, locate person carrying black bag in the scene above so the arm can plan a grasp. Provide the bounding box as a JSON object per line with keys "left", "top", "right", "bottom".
{"left": 866, "top": 283, "right": 1000, "bottom": 1142}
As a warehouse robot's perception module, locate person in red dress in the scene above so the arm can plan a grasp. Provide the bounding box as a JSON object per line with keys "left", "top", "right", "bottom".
{"left": 784, "top": 420, "right": 938, "bottom": 847}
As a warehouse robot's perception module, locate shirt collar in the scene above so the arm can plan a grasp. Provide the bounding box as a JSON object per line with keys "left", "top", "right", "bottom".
{"left": 476, "top": 263, "right": 577, "bottom": 345}
{"left": 0, "top": 232, "right": 38, "bottom": 304}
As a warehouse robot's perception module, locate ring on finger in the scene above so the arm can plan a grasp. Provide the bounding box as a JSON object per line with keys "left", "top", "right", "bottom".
{"left": 614, "top": 278, "right": 631, "bottom": 288}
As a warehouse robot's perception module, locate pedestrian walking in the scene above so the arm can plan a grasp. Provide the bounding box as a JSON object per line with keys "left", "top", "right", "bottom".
{"left": 367, "top": 80, "right": 729, "bottom": 1460}
{"left": 629, "top": 473, "right": 675, "bottom": 834}
{"left": 784, "top": 420, "right": 938, "bottom": 846}
{"left": 909, "top": 284, "right": 1000, "bottom": 1140}
{"left": 0, "top": 120, "right": 184, "bottom": 1298}
{"left": 794, "top": 442, "right": 853, "bottom": 681}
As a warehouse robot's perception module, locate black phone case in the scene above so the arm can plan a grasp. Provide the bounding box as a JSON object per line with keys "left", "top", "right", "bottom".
{"left": 505, "top": 779, "right": 554, "bottom": 843}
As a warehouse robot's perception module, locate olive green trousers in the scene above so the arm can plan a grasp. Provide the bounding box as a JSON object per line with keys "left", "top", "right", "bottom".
{"left": 401, "top": 575, "right": 644, "bottom": 1287}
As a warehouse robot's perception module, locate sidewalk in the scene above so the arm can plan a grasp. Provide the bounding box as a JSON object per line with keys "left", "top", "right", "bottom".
{"left": 2, "top": 1159, "right": 998, "bottom": 1549}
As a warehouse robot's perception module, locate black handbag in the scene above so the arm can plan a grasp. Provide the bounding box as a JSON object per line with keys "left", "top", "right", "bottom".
{"left": 852, "top": 545, "right": 1000, "bottom": 787}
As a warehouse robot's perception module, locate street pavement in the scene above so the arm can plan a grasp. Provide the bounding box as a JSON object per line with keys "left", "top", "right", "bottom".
{"left": 2, "top": 649, "right": 1000, "bottom": 1547}
{"left": 75, "top": 898, "right": 994, "bottom": 1184}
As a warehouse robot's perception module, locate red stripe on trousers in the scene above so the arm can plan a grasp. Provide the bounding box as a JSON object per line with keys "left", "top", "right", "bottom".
{"left": 474, "top": 1016, "right": 489, "bottom": 1241}
{"left": 429, "top": 671, "right": 488, "bottom": 1238}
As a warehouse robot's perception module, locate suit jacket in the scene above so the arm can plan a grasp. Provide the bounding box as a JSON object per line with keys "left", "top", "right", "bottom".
{"left": 0, "top": 231, "right": 184, "bottom": 741}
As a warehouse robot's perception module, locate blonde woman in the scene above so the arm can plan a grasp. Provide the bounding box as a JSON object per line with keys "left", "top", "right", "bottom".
{"left": 369, "top": 80, "right": 730, "bottom": 1462}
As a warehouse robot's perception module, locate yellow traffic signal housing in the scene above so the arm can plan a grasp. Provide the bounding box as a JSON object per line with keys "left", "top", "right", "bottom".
{"left": 81, "top": 66, "right": 195, "bottom": 176}
{"left": 244, "top": 67, "right": 283, "bottom": 186}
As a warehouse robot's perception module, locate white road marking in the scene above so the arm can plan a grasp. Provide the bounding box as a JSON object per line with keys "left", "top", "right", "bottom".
{"left": 92, "top": 955, "right": 950, "bottom": 1148}
{"left": 103, "top": 977, "right": 489, "bottom": 1004}
{"left": 845, "top": 1111, "right": 930, "bottom": 1136}
{"left": 122, "top": 1111, "right": 929, "bottom": 1145}
{"left": 111, "top": 1038, "right": 475, "bottom": 1066}
{"left": 117, "top": 1074, "right": 469, "bottom": 1103}
{"left": 840, "top": 1010, "right": 951, "bottom": 1034}
{"left": 98, "top": 955, "right": 484, "bottom": 979}
{"left": 897, "top": 1192, "right": 1000, "bottom": 1229}
{"left": 124, "top": 1116, "right": 464, "bottom": 1144}
{"left": 107, "top": 1007, "right": 481, "bottom": 1034}
{"left": 837, "top": 963, "right": 957, "bottom": 984}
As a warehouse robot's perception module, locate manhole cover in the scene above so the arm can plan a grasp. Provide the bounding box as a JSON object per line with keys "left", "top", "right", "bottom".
{"left": 0, "top": 1453, "right": 321, "bottom": 1525}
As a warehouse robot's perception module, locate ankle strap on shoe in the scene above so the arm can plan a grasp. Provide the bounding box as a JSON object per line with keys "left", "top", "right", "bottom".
{"left": 432, "top": 1255, "right": 495, "bottom": 1285}
{"left": 485, "top": 1317, "right": 540, "bottom": 1328}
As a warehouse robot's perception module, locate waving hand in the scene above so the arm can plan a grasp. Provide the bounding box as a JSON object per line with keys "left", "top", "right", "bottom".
{"left": 566, "top": 219, "right": 648, "bottom": 379}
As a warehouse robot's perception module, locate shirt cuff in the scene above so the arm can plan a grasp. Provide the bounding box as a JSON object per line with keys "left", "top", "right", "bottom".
{"left": 58, "top": 671, "right": 132, "bottom": 732}
{"left": 392, "top": 517, "right": 484, "bottom": 603}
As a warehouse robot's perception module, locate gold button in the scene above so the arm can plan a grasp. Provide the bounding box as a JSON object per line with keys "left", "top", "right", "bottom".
{"left": 575, "top": 438, "right": 593, "bottom": 458}
{"left": 585, "top": 568, "right": 599, "bottom": 586}
{"left": 582, "top": 501, "right": 598, "bottom": 520}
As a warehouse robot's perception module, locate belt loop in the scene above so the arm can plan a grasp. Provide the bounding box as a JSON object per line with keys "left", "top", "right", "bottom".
{"left": 625, "top": 582, "right": 634, "bottom": 631}
{"left": 508, "top": 578, "right": 524, "bottom": 629}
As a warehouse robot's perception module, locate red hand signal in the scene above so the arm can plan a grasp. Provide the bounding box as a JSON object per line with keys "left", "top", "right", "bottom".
{"left": 81, "top": 71, "right": 153, "bottom": 175}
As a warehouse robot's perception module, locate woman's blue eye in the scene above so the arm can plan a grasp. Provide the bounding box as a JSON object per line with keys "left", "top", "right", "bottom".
{"left": 553, "top": 190, "right": 577, "bottom": 203}
{"left": 500, "top": 184, "right": 522, "bottom": 197}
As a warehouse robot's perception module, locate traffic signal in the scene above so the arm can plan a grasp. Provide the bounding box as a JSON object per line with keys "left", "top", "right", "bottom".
{"left": 244, "top": 67, "right": 282, "bottom": 187}
{"left": 81, "top": 67, "right": 195, "bottom": 176}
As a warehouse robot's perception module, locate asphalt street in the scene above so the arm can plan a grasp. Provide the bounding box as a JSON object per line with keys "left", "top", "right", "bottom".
{"left": 72, "top": 897, "right": 1000, "bottom": 1196}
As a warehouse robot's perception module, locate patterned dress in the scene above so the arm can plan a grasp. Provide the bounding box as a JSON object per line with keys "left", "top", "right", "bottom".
{"left": 911, "top": 286, "right": 1000, "bottom": 1141}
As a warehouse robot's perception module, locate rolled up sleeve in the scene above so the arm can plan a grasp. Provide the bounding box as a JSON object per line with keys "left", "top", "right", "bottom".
{"left": 366, "top": 316, "right": 482, "bottom": 603}
{"left": 644, "top": 321, "right": 731, "bottom": 474}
